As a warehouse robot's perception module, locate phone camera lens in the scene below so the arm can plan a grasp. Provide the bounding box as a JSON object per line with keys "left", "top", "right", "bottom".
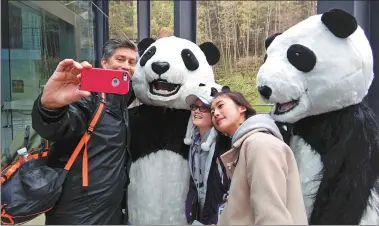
{"left": 123, "top": 72, "right": 128, "bottom": 81}
{"left": 112, "top": 78, "right": 120, "bottom": 87}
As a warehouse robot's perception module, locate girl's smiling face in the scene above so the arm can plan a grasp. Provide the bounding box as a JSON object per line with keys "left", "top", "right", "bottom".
{"left": 191, "top": 99, "right": 212, "bottom": 129}
{"left": 211, "top": 95, "right": 246, "bottom": 136}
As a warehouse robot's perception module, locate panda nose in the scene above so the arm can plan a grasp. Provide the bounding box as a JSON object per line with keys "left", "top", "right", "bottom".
{"left": 258, "top": 85, "right": 272, "bottom": 99}
{"left": 152, "top": 62, "right": 170, "bottom": 75}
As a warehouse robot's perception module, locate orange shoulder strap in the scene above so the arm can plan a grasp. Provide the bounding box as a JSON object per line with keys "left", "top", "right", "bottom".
{"left": 1, "top": 135, "right": 50, "bottom": 186}
{"left": 64, "top": 93, "right": 106, "bottom": 187}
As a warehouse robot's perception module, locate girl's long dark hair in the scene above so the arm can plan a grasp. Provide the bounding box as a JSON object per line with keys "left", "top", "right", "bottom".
{"left": 212, "top": 88, "right": 256, "bottom": 118}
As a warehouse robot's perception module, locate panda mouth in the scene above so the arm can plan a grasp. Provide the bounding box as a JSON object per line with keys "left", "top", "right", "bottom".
{"left": 149, "top": 79, "right": 181, "bottom": 97}
{"left": 274, "top": 99, "right": 299, "bottom": 115}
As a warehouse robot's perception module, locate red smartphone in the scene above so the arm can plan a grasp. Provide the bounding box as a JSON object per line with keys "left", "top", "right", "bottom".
{"left": 80, "top": 68, "right": 130, "bottom": 95}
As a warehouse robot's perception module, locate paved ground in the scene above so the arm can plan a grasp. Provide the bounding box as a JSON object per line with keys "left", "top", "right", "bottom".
{"left": 24, "top": 214, "right": 45, "bottom": 225}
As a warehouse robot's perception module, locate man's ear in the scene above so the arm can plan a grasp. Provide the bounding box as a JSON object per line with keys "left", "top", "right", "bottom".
{"left": 101, "top": 57, "right": 107, "bottom": 68}
{"left": 137, "top": 38, "right": 156, "bottom": 56}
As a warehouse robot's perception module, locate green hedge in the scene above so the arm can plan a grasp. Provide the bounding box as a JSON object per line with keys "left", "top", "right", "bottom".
{"left": 216, "top": 73, "right": 273, "bottom": 113}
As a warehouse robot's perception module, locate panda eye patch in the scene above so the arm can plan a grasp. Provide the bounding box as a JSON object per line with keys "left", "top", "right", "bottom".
{"left": 287, "top": 44, "right": 316, "bottom": 73}
{"left": 140, "top": 46, "right": 156, "bottom": 67}
{"left": 181, "top": 49, "right": 199, "bottom": 71}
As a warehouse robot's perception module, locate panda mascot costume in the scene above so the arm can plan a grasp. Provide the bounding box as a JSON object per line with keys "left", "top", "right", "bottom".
{"left": 256, "top": 9, "right": 379, "bottom": 225}
{"left": 127, "top": 36, "right": 222, "bottom": 225}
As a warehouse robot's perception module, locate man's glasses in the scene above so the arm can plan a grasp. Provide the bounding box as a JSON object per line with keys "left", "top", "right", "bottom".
{"left": 190, "top": 104, "right": 210, "bottom": 113}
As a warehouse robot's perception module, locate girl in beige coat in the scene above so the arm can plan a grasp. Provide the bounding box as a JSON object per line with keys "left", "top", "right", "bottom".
{"left": 210, "top": 91, "right": 307, "bottom": 225}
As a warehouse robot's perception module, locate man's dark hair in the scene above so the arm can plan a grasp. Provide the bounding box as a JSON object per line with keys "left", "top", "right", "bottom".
{"left": 102, "top": 38, "right": 137, "bottom": 61}
{"left": 213, "top": 90, "right": 257, "bottom": 118}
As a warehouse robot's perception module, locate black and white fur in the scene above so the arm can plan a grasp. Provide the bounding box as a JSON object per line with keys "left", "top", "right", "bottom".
{"left": 256, "top": 9, "right": 379, "bottom": 224}
{"left": 127, "top": 36, "right": 221, "bottom": 225}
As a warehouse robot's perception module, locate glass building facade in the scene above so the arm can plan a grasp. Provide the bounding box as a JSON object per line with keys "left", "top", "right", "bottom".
{"left": 1, "top": 0, "right": 104, "bottom": 150}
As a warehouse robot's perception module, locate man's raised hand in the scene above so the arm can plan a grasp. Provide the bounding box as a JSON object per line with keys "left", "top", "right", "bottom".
{"left": 41, "top": 59, "right": 92, "bottom": 109}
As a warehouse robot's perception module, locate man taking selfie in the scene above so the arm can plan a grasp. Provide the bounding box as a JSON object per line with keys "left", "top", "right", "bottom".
{"left": 31, "top": 38, "right": 136, "bottom": 224}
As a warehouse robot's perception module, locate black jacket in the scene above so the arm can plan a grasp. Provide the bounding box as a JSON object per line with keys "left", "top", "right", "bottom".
{"left": 31, "top": 91, "right": 134, "bottom": 225}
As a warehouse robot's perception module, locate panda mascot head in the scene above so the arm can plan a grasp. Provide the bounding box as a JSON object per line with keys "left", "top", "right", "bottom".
{"left": 127, "top": 36, "right": 222, "bottom": 225}
{"left": 257, "top": 9, "right": 373, "bottom": 123}
{"left": 132, "top": 36, "right": 220, "bottom": 109}
{"left": 257, "top": 9, "right": 379, "bottom": 224}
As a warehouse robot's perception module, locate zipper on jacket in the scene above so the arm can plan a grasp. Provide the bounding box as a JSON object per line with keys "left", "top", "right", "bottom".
{"left": 105, "top": 108, "right": 124, "bottom": 121}
{"left": 120, "top": 95, "right": 130, "bottom": 156}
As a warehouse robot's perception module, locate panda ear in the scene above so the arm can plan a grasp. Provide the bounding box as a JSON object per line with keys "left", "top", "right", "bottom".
{"left": 210, "top": 87, "right": 218, "bottom": 97}
{"left": 221, "top": 86, "right": 230, "bottom": 92}
{"left": 321, "top": 8, "right": 357, "bottom": 38}
{"left": 199, "top": 42, "right": 220, "bottom": 66}
{"left": 137, "top": 38, "right": 156, "bottom": 56}
{"left": 265, "top": 33, "right": 282, "bottom": 50}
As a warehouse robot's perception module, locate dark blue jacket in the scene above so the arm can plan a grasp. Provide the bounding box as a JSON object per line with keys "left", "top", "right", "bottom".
{"left": 185, "top": 133, "right": 231, "bottom": 225}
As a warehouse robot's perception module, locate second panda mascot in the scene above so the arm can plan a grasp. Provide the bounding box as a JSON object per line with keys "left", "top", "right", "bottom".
{"left": 127, "top": 36, "right": 226, "bottom": 225}
{"left": 256, "top": 9, "right": 379, "bottom": 224}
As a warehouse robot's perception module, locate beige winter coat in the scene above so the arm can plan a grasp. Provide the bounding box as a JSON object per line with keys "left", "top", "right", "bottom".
{"left": 217, "top": 129, "right": 308, "bottom": 225}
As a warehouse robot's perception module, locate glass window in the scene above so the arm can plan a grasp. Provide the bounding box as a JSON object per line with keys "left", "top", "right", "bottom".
{"left": 76, "top": 1, "right": 96, "bottom": 65}
{"left": 1, "top": 0, "right": 96, "bottom": 150}
{"left": 109, "top": 1, "right": 138, "bottom": 42}
{"left": 151, "top": 1, "right": 174, "bottom": 39}
{"left": 197, "top": 1, "right": 317, "bottom": 113}
{"left": 109, "top": 1, "right": 174, "bottom": 44}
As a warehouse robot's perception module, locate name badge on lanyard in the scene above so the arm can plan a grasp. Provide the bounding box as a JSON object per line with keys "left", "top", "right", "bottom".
{"left": 193, "top": 134, "right": 200, "bottom": 146}
{"left": 218, "top": 190, "right": 229, "bottom": 218}
{"left": 218, "top": 203, "right": 226, "bottom": 218}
